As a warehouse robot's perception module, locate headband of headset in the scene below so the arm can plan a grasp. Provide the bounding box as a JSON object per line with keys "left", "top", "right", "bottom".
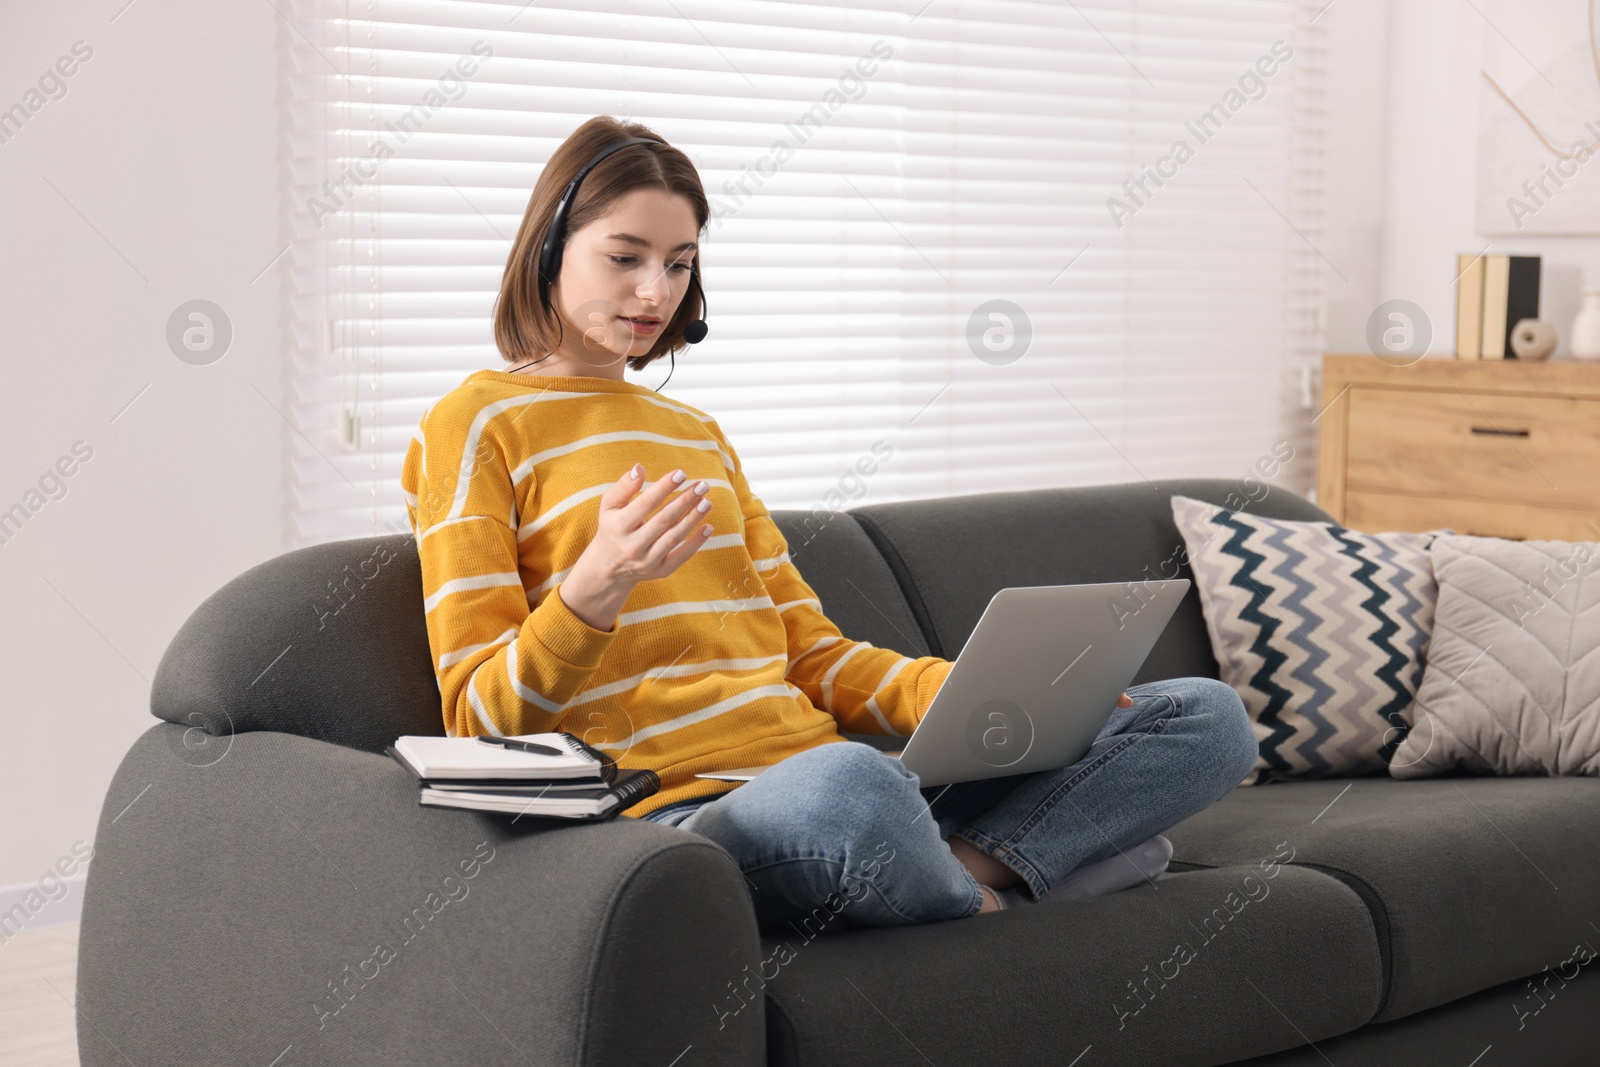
{"left": 538, "top": 137, "right": 652, "bottom": 293}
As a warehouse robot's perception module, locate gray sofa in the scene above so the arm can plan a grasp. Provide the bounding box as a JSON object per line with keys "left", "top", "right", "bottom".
{"left": 77, "top": 477, "right": 1600, "bottom": 1065}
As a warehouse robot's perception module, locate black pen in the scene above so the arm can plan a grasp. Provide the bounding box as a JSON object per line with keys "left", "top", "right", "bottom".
{"left": 477, "top": 736, "right": 566, "bottom": 757}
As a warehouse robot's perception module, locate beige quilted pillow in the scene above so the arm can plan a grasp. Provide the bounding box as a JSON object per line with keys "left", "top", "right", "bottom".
{"left": 1390, "top": 533, "right": 1600, "bottom": 778}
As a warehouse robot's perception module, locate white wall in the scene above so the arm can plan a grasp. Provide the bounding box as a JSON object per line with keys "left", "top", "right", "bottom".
{"left": 1378, "top": 0, "right": 1600, "bottom": 356}
{"left": 0, "top": 2, "right": 285, "bottom": 901}
{"left": 1321, "top": 0, "right": 1396, "bottom": 354}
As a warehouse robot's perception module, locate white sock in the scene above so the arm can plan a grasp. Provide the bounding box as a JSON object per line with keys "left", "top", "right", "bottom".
{"left": 1039, "top": 835, "right": 1173, "bottom": 904}
{"left": 987, "top": 835, "right": 1173, "bottom": 908}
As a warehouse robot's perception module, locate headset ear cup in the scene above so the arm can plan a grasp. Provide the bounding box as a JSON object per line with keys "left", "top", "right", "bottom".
{"left": 539, "top": 177, "right": 580, "bottom": 299}
{"left": 546, "top": 233, "right": 565, "bottom": 288}
{"left": 539, "top": 223, "right": 563, "bottom": 299}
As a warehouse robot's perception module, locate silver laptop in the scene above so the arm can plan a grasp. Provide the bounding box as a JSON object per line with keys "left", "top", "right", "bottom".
{"left": 696, "top": 579, "right": 1191, "bottom": 788}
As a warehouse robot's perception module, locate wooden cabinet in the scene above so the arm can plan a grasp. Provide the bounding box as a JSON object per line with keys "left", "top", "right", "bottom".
{"left": 1317, "top": 354, "right": 1600, "bottom": 541}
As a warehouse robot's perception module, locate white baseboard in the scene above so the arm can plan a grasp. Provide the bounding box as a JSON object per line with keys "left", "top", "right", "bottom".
{"left": 0, "top": 873, "right": 88, "bottom": 942}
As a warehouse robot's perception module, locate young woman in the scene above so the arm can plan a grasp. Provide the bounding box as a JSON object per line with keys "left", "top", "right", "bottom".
{"left": 402, "top": 115, "right": 1259, "bottom": 930}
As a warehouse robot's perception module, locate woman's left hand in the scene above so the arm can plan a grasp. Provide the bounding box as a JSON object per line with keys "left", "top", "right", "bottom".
{"left": 1116, "top": 692, "right": 1132, "bottom": 708}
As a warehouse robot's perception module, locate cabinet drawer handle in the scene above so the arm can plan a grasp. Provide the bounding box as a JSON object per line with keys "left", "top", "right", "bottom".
{"left": 1469, "top": 426, "right": 1530, "bottom": 438}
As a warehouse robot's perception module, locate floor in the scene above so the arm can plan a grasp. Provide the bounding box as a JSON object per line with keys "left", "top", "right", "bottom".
{"left": 0, "top": 923, "right": 79, "bottom": 1066}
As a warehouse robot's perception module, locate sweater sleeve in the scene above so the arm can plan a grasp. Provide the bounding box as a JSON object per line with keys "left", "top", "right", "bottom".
{"left": 401, "top": 406, "right": 618, "bottom": 738}
{"left": 705, "top": 422, "right": 954, "bottom": 739}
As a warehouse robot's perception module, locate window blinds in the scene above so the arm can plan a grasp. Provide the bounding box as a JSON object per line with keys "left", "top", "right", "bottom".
{"left": 284, "top": 0, "right": 1327, "bottom": 548}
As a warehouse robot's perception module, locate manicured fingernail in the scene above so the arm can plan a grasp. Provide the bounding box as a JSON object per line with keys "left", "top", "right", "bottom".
{"left": 696, "top": 499, "right": 711, "bottom": 512}
{"left": 671, "top": 470, "right": 686, "bottom": 484}
{"left": 693, "top": 481, "right": 709, "bottom": 495}
{"left": 630, "top": 463, "right": 643, "bottom": 479}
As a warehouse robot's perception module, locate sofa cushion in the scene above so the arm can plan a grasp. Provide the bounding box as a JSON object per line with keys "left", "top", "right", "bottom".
{"left": 849, "top": 478, "right": 1337, "bottom": 687}
{"left": 1161, "top": 775, "right": 1600, "bottom": 1023}
{"left": 1229, "top": 963, "right": 1600, "bottom": 1067}
{"left": 769, "top": 510, "right": 933, "bottom": 751}
{"left": 770, "top": 510, "right": 932, "bottom": 662}
{"left": 1169, "top": 494, "right": 1441, "bottom": 784}
{"left": 759, "top": 864, "right": 1382, "bottom": 1067}
{"left": 1391, "top": 533, "right": 1600, "bottom": 778}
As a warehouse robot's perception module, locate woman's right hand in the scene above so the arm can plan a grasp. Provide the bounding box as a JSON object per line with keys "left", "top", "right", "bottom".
{"left": 558, "top": 464, "right": 714, "bottom": 631}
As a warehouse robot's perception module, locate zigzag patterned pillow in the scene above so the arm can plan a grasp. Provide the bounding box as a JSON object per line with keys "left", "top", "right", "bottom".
{"left": 1170, "top": 495, "right": 1441, "bottom": 785}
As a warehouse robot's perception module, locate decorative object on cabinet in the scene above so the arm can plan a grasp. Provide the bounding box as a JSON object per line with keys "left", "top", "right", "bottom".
{"left": 1509, "top": 318, "right": 1558, "bottom": 360}
{"left": 1571, "top": 288, "right": 1600, "bottom": 361}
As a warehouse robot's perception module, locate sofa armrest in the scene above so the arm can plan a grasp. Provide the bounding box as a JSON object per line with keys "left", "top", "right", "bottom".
{"left": 77, "top": 724, "right": 766, "bottom": 1066}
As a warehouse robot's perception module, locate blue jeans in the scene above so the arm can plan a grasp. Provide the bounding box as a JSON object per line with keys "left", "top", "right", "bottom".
{"left": 638, "top": 676, "right": 1258, "bottom": 930}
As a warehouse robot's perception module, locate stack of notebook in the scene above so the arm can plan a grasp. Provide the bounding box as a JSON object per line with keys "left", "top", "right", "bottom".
{"left": 385, "top": 732, "right": 660, "bottom": 821}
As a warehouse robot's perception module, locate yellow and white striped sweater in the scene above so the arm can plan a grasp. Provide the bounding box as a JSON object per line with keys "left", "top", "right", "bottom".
{"left": 400, "top": 369, "right": 954, "bottom": 819}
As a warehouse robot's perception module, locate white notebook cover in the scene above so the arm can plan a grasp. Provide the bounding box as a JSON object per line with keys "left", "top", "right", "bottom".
{"left": 392, "top": 733, "right": 603, "bottom": 780}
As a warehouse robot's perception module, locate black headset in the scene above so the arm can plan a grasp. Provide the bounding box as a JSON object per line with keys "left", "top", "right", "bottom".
{"left": 533, "top": 136, "right": 708, "bottom": 367}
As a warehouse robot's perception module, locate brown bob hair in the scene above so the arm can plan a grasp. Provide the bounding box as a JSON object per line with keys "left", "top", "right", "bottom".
{"left": 493, "top": 117, "right": 709, "bottom": 374}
